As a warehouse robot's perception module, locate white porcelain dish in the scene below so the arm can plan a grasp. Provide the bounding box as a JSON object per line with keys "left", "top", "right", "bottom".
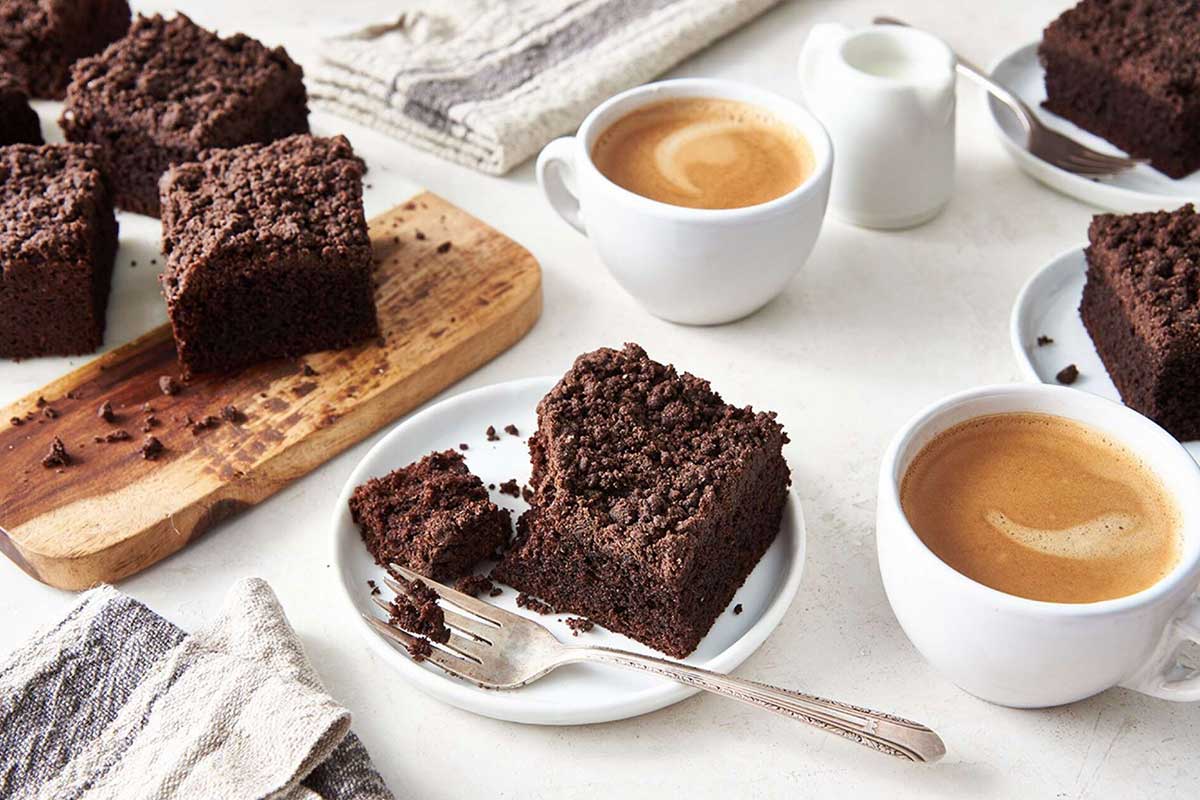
{"left": 1010, "top": 245, "right": 1200, "bottom": 461}
{"left": 330, "top": 376, "right": 807, "bottom": 725}
{"left": 987, "top": 43, "right": 1200, "bottom": 213}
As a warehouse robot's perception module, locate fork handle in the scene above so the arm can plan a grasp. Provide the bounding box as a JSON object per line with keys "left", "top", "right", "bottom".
{"left": 563, "top": 647, "right": 946, "bottom": 763}
{"left": 872, "top": 15, "right": 1036, "bottom": 135}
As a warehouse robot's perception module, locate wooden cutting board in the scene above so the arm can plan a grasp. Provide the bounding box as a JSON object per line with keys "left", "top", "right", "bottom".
{"left": 0, "top": 192, "right": 541, "bottom": 590}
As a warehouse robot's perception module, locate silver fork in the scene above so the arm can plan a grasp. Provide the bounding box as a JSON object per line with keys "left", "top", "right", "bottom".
{"left": 366, "top": 564, "right": 947, "bottom": 763}
{"left": 873, "top": 16, "right": 1146, "bottom": 177}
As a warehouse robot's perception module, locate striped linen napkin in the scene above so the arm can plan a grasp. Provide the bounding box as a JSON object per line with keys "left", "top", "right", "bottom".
{"left": 311, "top": 0, "right": 781, "bottom": 174}
{"left": 0, "top": 579, "right": 393, "bottom": 800}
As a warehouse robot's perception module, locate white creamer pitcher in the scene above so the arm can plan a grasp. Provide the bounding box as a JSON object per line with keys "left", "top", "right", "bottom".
{"left": 799, "top": 23, "right": 956, "bottom": 229}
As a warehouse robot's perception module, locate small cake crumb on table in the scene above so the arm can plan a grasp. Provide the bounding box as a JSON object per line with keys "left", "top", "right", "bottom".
{"left": 565, "top": 618, "right": 594, "bottom": 636}
{"left": 1055, "top": 364, "right": 1079, "bottom": 385}
{"left": 516, "top": 593, "right": 554, "bottom": 615}
{"left": 454, "top": 574, "right": 496, "bottom": 598}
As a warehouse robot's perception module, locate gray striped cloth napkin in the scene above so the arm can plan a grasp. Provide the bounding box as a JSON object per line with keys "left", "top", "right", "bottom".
{"left": 0, "top": 579, "right": 393, "bottom": 800}
{"left": 311, "top": 0, "right": 781, "bottom": 174}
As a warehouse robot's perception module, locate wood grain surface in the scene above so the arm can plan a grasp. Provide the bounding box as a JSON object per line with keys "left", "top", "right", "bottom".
{"left": 0, "top": 192, "right": 542, "bottom": 590}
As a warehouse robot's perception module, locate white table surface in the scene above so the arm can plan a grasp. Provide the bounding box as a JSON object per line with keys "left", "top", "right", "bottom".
{"left": 2, "top": 1, "right": 1196, "bottom": 797}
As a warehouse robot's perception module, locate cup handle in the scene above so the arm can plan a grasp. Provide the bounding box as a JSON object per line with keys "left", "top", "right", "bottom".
{"left": 1120, "top": 594, "right": 1200, "bottom": 701}
{"left": 536, "top": 137, "right": 587, "bottom": 235}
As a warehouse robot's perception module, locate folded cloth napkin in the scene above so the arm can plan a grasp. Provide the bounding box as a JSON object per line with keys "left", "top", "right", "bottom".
{"left": 311, "top": 0, "right": 781, "bottom": 174}
{"left": 0, "top": 579, "right": 393, "bottom": 800}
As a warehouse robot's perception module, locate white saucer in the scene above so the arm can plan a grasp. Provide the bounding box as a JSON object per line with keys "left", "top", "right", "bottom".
{"left": 987, "top": 43, "right": 1200, "bottom": 212}
{"left": 330, "top": 376, "right": 807, "bottom": 725}
{"left": 1010, "top": 246, "right": 1200, "bottom": 461}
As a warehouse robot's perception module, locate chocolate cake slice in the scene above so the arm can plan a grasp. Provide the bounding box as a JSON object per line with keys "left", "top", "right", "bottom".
{"left": 494, "top": 344, "right": 791, "bottom": 658}
{"left": 60, "top": 13, "right": 309, "bottom": 216}
{"left": 159, "top": 134, "right": 378, "bottom": 377}
{"left": 1081, "top": 204, "right": 1200, "bottom": 440}
{"left": 0, "top": 0, "right": 131, "bottom": 100}
{"left": 0, "top": 72, "right": 40, "bottom": 144}
{"left": 0, "top": 144, "right": 118, "bottom": 358}
{"left": 1040, "top": 0, "right": 1200, "bottom": 179}
{"left": 350, "top": 450, "right": 512, "bottom": 582}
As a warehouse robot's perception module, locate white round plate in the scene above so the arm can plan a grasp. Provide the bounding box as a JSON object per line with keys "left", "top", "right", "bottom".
{"left": 331, "top": 376, "right": 807, "bottom": 725}
{"left": 988, "top": 43, "right": 1200, "bottom": 212}
{"left": 1010, "top": 246, "right": 1200, "bottom": 461}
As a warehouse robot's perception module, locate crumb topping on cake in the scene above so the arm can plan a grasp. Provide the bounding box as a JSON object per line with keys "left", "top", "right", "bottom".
{"left": 0, "top": 144, "right": 107, "bottom": 267}
{"left": 1045, "top": 0, "right": 1200, "bottom": 102}
{"left": 66, "top": 14, "right": 302, "bottom": 139}
{"left": 533, "top": 343, "right": 787, "bottom": 557}
{"left": 1088, "top": 204, "right": 1200, "bottom": 337}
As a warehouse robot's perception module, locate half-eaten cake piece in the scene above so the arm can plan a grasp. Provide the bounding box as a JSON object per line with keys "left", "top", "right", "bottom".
{"left": 159, "top": 133, "right": 378, "bottom": 378}
{"left": 494, "top": 343, "right": 791, "bottom": 658}
{"left": 1080, "top": 204, "right": 1200, "bottom": 441}
{"left": 350, "top": 450, "right": 512, "bottom": 582}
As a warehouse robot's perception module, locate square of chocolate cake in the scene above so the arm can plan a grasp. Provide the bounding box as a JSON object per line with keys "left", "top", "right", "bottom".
{"left": 493, "top": 344, "right": 791, "bottom": 658}
{"left": 1081, "top": 204, "right": 1200, "bottom": 440}
{"left": 0, "top": 72, "right": 41, "bottom": 144}
{"left": 0, "top": 144, "right": 117, "bottom": 358}
{"left": 350, "top": 450, "right": 512, "bottom": 582}
{"left": 159, "top": 134, "right": 378, "bottom": 377}
{"left": 60, "top": 13, "right": 309, "bottom": 216}
{"left": 0, "top": 0, "right": 130, "bottom": 99}
{"left": 1040, "top": 0, "right": 1200, "bottom": 179}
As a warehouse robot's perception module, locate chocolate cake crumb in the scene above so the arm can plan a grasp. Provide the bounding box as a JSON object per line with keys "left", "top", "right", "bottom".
{"left": 36, "top": 396, "right": 46, "bottom": 408}
{"left": 503, "top": 424, "right": 519, "bottom": 436}
{"left": 498, "top": 479, "right": 521, "bottom": 498}
{"left": 454, "top": 574, "right": 496, "bottom": 597}
{"left": 488, "top": 587, "right": 503, "bottom": 597}
{"left": 97, "top": 401, "right": 115, "bottom": 422}
{"left": 516, "top": 593, "right": 554, "bottom": 615}
{"left": 220, "top": 405, "right": 246, "bottom": 424}
{"left": 407, "top": 637, "right": 434, "bottom": 662}
{"left": 42, "top": 437, "right": 70, "bottom": 468}
{"left": 733, "top": 604, "right": 743, "bottom": 615}
{"left": 42, "top": 407, "right": 58, "bottom": 419}
{"left": 10, "top": 417, "right": 22, "bottom": 426}
{"left": 1036, "top": 335, "right": 1054, "bottom": 347}
{"left": 458, "top": 443, "right": 469, "bottom": 451}
{"left": 1056, "top": 364, "right": 1080, "bottom": 385}
{"left": 436, "top": 241, "right": 452, "bottom": 254}
{"left": 350, "top": 450, "right": 512, "bottom": 582}
{"left": 415, "top": 230, "right": 426, "bottom": 241}
{"left": 159, "top": 376, "right": 180, "bottom": 396}
{"left": 141, "top": 416, "right": 159, "bottom": 432}
{"left": 521, "top": 485, "right": 534, "bottom": 503}
{"left": 140, "top": 436, "right": 164, "bottom": 460}
{"left": 97, "top": 430, "right": 131, "bottom": 443}
{"left": 488, "top": 483, "right": 496, "bottom": 490}
{"left": 190, "top": 415, "right": 221, "bottom": 435}
{"left": 367, "top": 579, "right": 381, "bottom": 596}
{"left": 387, "top": 578, "right": 451, "bottom": 644}
{"left": 301, "top": 363, "right": 318, "bottom": 377}
{"left": 486, "top": 425, "right": 500, "bottom": 441}
{"left": 565, "top": 618, "right": 594, "bottom": 636}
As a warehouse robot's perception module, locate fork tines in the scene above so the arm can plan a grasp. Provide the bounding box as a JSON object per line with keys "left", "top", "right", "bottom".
{"left": 363, "top": 564, "right": 516, "bottom": 685}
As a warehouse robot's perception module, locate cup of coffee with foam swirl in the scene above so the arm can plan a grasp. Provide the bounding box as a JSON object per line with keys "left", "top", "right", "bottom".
{"left": 878, "top": 383, "right": 1200, "bottom": 708}
{"left": 537, "top": 78, "right": 832, "bottom": 325}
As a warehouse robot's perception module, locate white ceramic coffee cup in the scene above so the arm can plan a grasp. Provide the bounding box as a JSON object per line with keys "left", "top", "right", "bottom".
{"left": 536, "top": 78, "right": 832, "bottom": 325}
{"left": 877, "top": 383, "right": 1200, "bottom": 708}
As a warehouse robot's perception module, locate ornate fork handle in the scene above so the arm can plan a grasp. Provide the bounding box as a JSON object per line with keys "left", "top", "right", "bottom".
{"left": 561, "top": 647, "right": 946, "bottom": 763}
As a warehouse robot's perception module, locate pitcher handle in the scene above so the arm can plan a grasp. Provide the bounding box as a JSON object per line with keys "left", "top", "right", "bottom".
{"left": 797, "top": 22, "right": 847, "bottom": 107}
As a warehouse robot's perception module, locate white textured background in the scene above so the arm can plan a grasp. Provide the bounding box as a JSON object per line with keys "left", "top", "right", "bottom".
{"left": 1, "top": 1, "right": 1195, "bottom": 797}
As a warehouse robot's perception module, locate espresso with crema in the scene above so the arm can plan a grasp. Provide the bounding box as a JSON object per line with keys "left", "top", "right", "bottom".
{"left": 590, "top": 98, "right": 814, "bottom": 210}
{"left": 900, "top": 413, "right": 1181, "bottom": 603}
